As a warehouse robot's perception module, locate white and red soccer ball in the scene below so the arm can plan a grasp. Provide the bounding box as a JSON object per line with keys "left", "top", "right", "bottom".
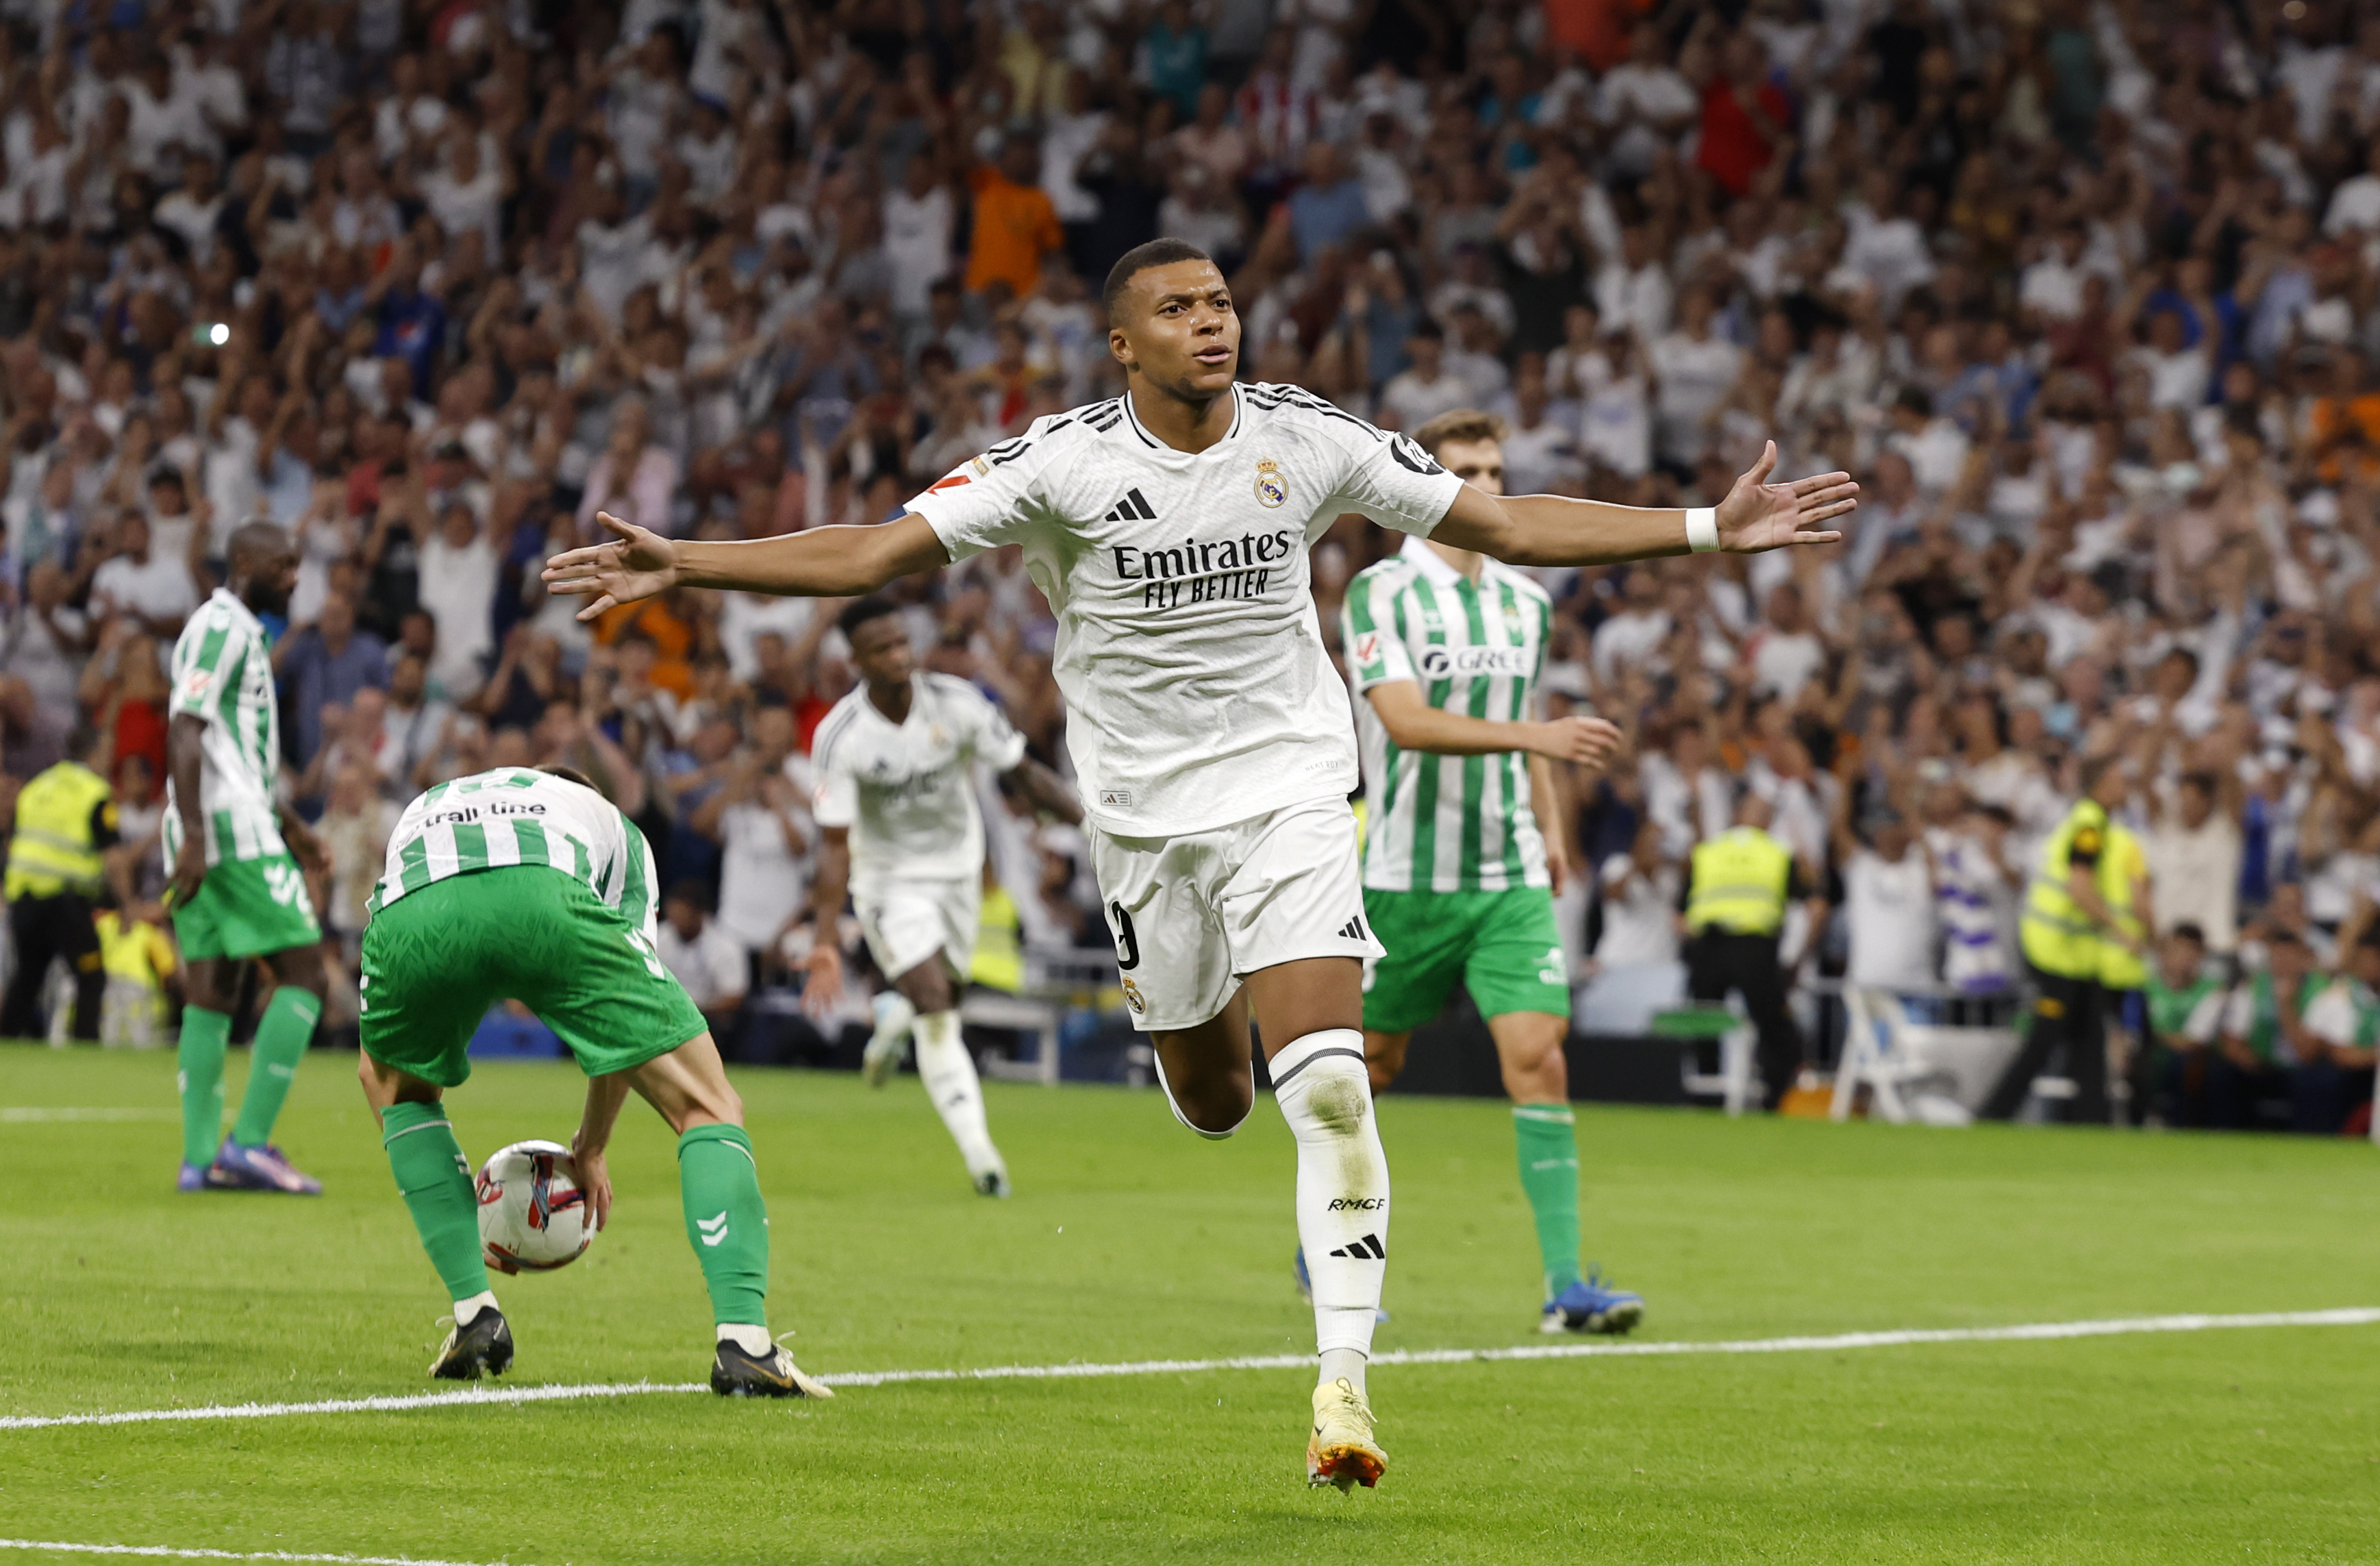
{"left": 475, "top": 1139, "right": 596, "bottom": 1274}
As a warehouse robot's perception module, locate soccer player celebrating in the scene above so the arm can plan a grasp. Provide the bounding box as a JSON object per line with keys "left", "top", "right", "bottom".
{"left": 164, "top": 523, "right": 331, "bottom": 1194}
{"left": 544, "top": 240, "right": 1853, "bottom": 1488}
{"left": 356, "top": 764, "right": 829, "bottom": 1397}
{"left": 1338, "top": 410, "right": 1642, "bottom": 1337}
{"left": 802, "top": 595, "right": 1083, "bottom": 1196}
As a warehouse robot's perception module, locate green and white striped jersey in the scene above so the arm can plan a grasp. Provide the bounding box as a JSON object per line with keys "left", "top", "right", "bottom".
{"left": 1342, "top": 538, "right": 1554, "bottom": 893}
{"left": 366, "top": 767, "right": 660, "bottom": 939}
{"left": 162, "top": 588, "right": 287, "bottom": 867}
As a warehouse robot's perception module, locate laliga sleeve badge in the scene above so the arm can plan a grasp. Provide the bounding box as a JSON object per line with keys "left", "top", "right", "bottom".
{"left": 1254, "top": 458, "right": 1288, "bottom": 508}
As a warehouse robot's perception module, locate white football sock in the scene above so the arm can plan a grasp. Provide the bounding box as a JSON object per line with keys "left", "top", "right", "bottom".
{"left": 1319, "top": 1346, "right": 1368, "bottom": 1397}
{"left": 453, "top": 1290, "right": 499, "bottom": 1326}
{"left": 717, "top": 1322, "right": 774, "bottom": 1355}
{"left": 870, "top": 990, "right": 916, "bottom": 1051}
{"left": 1271, "top": 1028, "right": 1390, "bottom": 1378}
{"left": 914, "top": 1010, "right": 1001, "bottom": 1176}
{"left": 1153, "top": 1050, "right": 1250, "bottom": 1139}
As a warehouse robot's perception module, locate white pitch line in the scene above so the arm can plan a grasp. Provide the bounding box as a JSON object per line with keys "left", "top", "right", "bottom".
{"left": 5, "top": 1307, "right": 2373, "bottom": 1432}
{"left": 0, "top": 1108, "right": 179, "bottom": 1123}
{"left": 0, "top": 1542, "right": 514, "bottom": 1566}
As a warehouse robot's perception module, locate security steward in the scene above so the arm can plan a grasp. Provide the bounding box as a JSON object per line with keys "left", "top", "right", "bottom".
{"left": 1983, "top": 755, "right": 2138, "bottom": 1123}
{"left": 2, "top": 726, "right": 123, "bottom": 1041}
{"left": 1682, "top": 792, "right": 1827, "bottom": 1110}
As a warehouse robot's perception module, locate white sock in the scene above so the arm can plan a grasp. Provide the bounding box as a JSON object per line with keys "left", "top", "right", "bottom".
{"left": 1271, "top": 1028, "right": 1390, "bottom": 1377}
{"left": 1320, "top": 1346, "right": 1368, "bottom": 1397}
{"left": 453, "top": 1290, "right": 499, "bottom": 1326}
{"left": 1153, "top": 1050, "right": 1250, "bottom": 1139}
{"left": 914, "top": 1010, "right": 1001, "bottom": 1176}
{"left": 870, "top": 990, "right": 916, "bottom": 1050}
{"left": 716, "top": 1322, "right": 773, "bottom": 1355}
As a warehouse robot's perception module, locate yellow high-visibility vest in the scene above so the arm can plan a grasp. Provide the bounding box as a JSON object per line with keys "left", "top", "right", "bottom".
{"left": 5, "top": 761, "right": 113, "bottom": 901}
{"left": 2096, "top": 820, "right": 2149, "bottom": 990}
{"left": 2020, "top": 800, "right": 2109, "bottom": 980}
{"left": 1686, "top": 827, "right": 1792, "bottom": 936}
{"left": 970, "top": 882, "right": 1025, "bottom": 993}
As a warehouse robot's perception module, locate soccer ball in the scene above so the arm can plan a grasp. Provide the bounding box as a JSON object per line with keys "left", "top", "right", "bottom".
{"left": 475, "top": 1139, "right": 596, "bottom": 1275}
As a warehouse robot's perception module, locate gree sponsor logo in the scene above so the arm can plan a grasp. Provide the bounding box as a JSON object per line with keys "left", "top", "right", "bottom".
{"left": 1416, "top": 645, "right": 1533, "bottom": 680}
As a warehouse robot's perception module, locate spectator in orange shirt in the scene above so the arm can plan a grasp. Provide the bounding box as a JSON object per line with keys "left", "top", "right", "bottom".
{"left": 966, "top": 136, "right": 1064, "bottom": 300}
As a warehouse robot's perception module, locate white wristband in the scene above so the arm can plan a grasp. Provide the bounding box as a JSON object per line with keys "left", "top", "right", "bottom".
{"left": 1685, "top": 507, "right": 1719, "bottom": 554}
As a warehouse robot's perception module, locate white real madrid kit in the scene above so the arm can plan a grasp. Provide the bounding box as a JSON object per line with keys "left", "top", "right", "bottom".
{"left": 810, "top": 671, "right": 1028, "bottom": 981}
{"left": 906, "top": 382, "right": 1464, "bottom": 1030}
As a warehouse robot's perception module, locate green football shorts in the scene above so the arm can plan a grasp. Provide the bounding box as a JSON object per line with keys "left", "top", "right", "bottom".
{"left": 173, "top": 852, "right": 322, "bottom": 961}
{"left": 1360, "top": 884, "right": 1570, "bottom": 1034}
{"left": 358, "top": 866, "right": 707, "bottom": 1089}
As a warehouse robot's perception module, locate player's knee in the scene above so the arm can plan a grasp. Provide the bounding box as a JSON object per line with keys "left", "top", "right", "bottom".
{"left": 275, "top": 945, "right": 329, "bottom": 1000}
{"left": 1512, "top": 1045, "right": 1568, "bottom": 1103}
{"left": 1177, "top": 1073, "right": 1253, "bottom": 1135}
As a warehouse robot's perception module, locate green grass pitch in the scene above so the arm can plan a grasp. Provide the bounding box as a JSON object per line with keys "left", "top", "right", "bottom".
{"left": 3, "top": 1043, "right": 2380, "bottom": 1564}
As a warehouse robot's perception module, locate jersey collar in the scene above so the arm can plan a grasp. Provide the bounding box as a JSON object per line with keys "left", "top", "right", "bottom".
{"left": 1398, "top": 533, "right": 1485, "bottom": 591}
{"left": 1121, "top": 384, "right": 1243, "bottom": 455}
{"left": 208, "top": 585, "right": 264, "bottom": 634}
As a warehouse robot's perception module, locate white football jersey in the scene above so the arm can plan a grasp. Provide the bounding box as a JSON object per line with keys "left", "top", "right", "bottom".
{"left": 908, "top": 382, "right": 1464, "bottom": 836}
{"left": 810, "top": 672, "right": 1029, "bottom": 883}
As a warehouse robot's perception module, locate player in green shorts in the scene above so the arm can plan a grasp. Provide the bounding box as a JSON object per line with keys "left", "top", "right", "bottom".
{"left": 165, "top": 523, "right": 330, "bottom": 1195}
{"left": 358, "top": 764, "right": 830, "bottom": 1397}
{"left": 1336, "top": 410, "right": 1644, "bottom": 1335}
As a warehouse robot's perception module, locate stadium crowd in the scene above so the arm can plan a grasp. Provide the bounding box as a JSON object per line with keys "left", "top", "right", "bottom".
{"left": 5, "top": 0, "right": 2380, "bottom": 1132}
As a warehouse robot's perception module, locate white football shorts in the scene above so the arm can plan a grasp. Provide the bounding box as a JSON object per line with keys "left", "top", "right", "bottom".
{"left": 855, "top": 874, "right": 981, "bottom": 983}
{"left": 1088, "top": 796, "right": 1383, "bottom": 1032}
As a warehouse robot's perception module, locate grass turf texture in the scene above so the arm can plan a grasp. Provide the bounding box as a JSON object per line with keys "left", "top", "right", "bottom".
{"left": 3, "top": 1045, "right": 2379, "bottom": 1564}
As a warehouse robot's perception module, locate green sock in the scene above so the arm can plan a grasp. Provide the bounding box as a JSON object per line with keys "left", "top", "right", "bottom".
{"left": 678, "top": 1123, "right": 769, "bottom": 1327}
{"left": 231, "top": 987, "right": 321, "bottom": 1147}
{"left": 381, "top": 1102, "right": 489, "bottom": 1303}
{"left": 177, "top": 1007, "right": 231, "bottom": 1166}
{"left": 1514, "top": 1104, "right": 1583, "bottom": 1297}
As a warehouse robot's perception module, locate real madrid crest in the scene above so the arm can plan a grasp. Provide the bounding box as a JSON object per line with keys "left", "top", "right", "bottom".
{"left": 1254, "top": 458, "right": 1288, "bottom": 508}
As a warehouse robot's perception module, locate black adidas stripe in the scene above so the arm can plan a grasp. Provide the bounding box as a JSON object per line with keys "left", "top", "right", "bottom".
{"left": 1327, "top": 1233, "right": 1386, "bottom": 1260}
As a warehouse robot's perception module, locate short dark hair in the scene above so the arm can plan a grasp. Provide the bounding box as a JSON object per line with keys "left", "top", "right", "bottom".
{"left": 1102, "top": 238, "right": 1214, "bottom": 325}
{"left": 2169, "top": 921, "right": 2206, "bottom": 947}
{"left": 664, "top": 878, "right": 712, "bottom": 912}
{"left": 838, "top": 596, "right": 903, "bottom": 640}
{"left": 536, "top": 763, "right": 599, "bottom": 792}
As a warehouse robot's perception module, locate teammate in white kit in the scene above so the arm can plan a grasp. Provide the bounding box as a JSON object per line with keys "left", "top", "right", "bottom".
{"left": 801, "top": 596, "right": 1083, "bottom": 1197}
{"left": 544, "top": 238, "right": 1857, "bottom": 1490}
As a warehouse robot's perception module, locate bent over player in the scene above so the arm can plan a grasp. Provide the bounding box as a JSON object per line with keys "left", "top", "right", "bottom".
{"left": 1339, "top": 410, "right": 1642, "bottom": 1337}
{"left": 544, "top": 239, "right": 1854, "bottom": 1487}
{"left": 803, "top": 595, "right": 1083, "bottom": 1196}
{"left": 357, "top": 764, "right": 829, "bottom": 1397}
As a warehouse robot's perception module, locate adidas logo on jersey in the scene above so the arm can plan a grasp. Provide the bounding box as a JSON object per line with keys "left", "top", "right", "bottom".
{"left": 1336, "top": 916, "right": 1368, "bottom": 941}
{"left": 1103, "top": 488, "right": 1157, "bottom": 522}
{"left": 1329, "top": 1234, "right": 1386, "bottom": 1260}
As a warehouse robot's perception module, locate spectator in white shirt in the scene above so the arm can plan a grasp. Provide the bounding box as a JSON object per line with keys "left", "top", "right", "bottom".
{"left": 2324, "top": 139, "right": 2380, "bottom": 236}
{"left": 658, "top": 880, "right": 751, "bottom": 1035}
{"left": 1379, "top": 321, "right": 1475, "bottom": 431}
{"left": 1835, "top": 803, "right": 1940, "bottom": 993}
{"left": 2018, "top": 224, "right": 2090, "bottom": 322}
{"left": 88, "top": 512, "right": 199, "bottom": 636}
{"left": 2144, "top": 771, "right": 2243, "bottom": 954}
{"left": 1649, "top": 286, "right": 1744, "bottom": 472}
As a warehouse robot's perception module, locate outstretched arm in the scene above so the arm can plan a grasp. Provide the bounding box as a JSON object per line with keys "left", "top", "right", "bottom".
{"left": 1432, "top": 441, "right": 1855, "bottom": 567}
{"left": 1365, "top": 680, "right": 1622, "bottom": 764}
{"left": 1001, "top": 756, "right": 1084, "bottom": 825}
{"left": 542, "top": 510, "right": 951, "bottom": 619}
